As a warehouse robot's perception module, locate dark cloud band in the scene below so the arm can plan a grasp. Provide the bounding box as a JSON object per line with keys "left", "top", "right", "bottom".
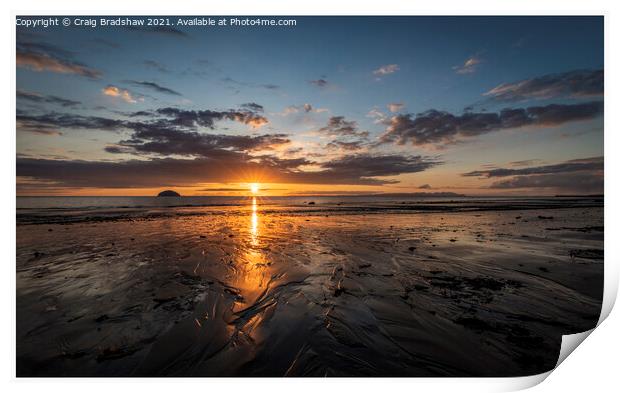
{"left": 17, "top": 153, "right": 442, "bottom": 189}
{"left": 381, "top": 101, "right": 603, "bottom": 147}
{"left": 462, "top": 156, "right": 603, "bottom": 178}
{"left": 127, "top": 80, "right": 182, "bottom": 96}
{"left": 484, "top": 69, "right": 603, "bottom": 102}
{"left": 462, "top": 157, "right": 603, "bottom": 194}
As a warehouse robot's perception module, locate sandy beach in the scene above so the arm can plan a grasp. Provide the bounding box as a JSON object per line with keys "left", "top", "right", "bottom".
{"left": 16, "top": 197, "right": 603, "bottom": 377}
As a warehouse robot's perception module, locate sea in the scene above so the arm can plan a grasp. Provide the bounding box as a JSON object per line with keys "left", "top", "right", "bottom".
{"left": 16, "top": 195, "right": 603, "bottom": 225}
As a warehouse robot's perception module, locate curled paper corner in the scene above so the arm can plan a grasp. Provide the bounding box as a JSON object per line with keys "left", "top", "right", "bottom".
{"left": 556, "top": 329, "right": 595, "bottom": 367}
{"left": 553, "top": 268, "right": 618, "bottom": 371}
{"left": 499, "top": 331, "right": 596, "bottom": 392}
{"left": 528, "top": 269, "right": 618, "bottom": 389}
{"left": 499, "top": 371, "right": 553, "bottom": 391}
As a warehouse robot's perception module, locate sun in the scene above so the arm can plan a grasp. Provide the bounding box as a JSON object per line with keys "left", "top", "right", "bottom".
{"left": 249, "top": 183, "right": 260, "bottom": 194}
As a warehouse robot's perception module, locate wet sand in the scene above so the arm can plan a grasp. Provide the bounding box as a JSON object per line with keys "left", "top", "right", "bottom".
{"left": 16, "top": 202, "right": 603, "bottom": 377}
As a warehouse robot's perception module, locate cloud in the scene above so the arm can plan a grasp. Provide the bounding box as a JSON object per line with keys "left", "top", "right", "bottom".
{"left": 325, "top": 140, "right": 366, "bottom": 151}
{"left": 281, "top": 103, "right": 327, "bottom": 116}
{"left": 381, "top": 101, "right": 603, "bottom": 147}
{"left": 241, "top": 102, "right": 264, "bottom": 112}
{"left": 221, "top": 77, "right": 280, "bottom": 91}
{"left": 453, "top": 56, "right": 482, "bottom": 74}
{"left": 484, "top": 69, "right": 603, "bottom": 102}
{"left": 127, "top": 80, "right": 182, "bottom": 96}
{"left": 17, "top": 157, "right": 239, "bottom": 189}
{"left": 319, "top": 116, "right": 371, "bottom": 152}
{"left": 367, "top": 108, "right": 388, "bottom": 124}
{"left": 309, "top": 79, "right": 329, "bottom": 88}
{"left": 17, "top": 104, "right": 281, "bottom": 184}
{"left": 17, "top": 41, "right": 75, "bottom": 58}
{"left": 319, "top": 116, "right": 368, "bottom": 138}
{"left": 17, "top": 89, "right": 80, "bottom": 108}
{"left": 317, "top": 154, "right": 441, "bottom": 182}
{"left": 282, "top": 106, "right": 300, "bottom": 115}
{"left": 16, "top": 104, "right": 268, "bottom": 135}
{"left": 17, "top": 112, "right": 126, "bottom": 132}
{"left": 142, "top": 60, "right": 170, "bottom": 73}
{"left": 154, "top": 107, "right": 268, "bottom": 128}
{"left": 373, "top": 64, "right": 399, "bottom": 76}
{"left": 461, "top": 156, "right": 602, "bottom": 178}
{"left": 22, "top": 129, "right": 62, "bottom": 136}
{"left": 418, "top": 184, "right": 432, "bottom": 189}
{"left": 108, "top": 128, "right": 291, "bottom": 157}
{"left": 17, "top": 50, "right": 102, "bottom": 79}
{"left": 17, "top": 153, "right": 442, "bottom": 189}
{"left": 16, "top": 121, "right": 62, "bottom": 136}
{"left": 509, "top": 159, "right": 544, "bottom": 167}
{"left": 462, "top": 157, "right": 603, "bottom": 194}
{"left": 102, "top": 85, "right": 140, "bottom": 103}
{"left": 388, "top": 103, "right": 404, "bottom": 113}
{"left": 126, "top": 110, "right": 153, "bottom": 118}
{"left": 486, "top": 172, "right": 603, "bottom": 193}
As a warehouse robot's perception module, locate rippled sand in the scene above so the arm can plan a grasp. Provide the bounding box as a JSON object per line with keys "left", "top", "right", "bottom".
{"left": 16, "top": 201, "right": 603, "bottom": 376}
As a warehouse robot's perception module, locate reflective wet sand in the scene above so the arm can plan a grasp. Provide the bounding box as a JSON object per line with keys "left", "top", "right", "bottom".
{"left": 16, "top": 200, "right": 603, "bottom": 376}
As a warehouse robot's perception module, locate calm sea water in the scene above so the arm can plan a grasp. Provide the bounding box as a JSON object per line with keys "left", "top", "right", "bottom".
{"left": 17, "top": 195, "right": 469, "bottom": 210}
{"left": 16, "top": 195, "right": 605, "bottom": 212}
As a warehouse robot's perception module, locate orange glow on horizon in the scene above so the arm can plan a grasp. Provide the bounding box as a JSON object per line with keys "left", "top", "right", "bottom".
{"left": 16, "top": 178, "right": 543, "bottom": 197}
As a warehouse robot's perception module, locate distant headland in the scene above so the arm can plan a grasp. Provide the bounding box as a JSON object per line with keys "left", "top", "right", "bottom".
{"left": 157, "top": 190, "right": 181, "bottom": 197}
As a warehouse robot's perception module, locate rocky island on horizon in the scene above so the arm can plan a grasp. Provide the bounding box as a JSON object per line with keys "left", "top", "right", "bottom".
{"left": 157, "top": 190, "right": 181, "bottom": 197}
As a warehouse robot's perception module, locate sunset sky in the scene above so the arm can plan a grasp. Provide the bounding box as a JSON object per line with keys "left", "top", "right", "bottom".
{"left": 16, "top": 16, "right": 603, "bottom": 196}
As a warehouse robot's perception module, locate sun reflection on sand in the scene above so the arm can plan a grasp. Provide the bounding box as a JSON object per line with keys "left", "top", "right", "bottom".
{"left": 224, "top": 196, "right": 270, "bottom": 314}
{"left": 251, "top": 197, "right": 259, "bottom": 245}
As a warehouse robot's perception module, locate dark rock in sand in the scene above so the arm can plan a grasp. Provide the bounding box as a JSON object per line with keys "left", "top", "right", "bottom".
{"left": 464, "top": 276, "right": 506, "bottom": 291}
{"left": 94, "top": 314, "right": 109, "bottom": 323}
{"left": 569, "top": 249, "right": 604, "bottom": 260}
{"left": 60, "top": 350, "right": 87, "bottom": 360}
{"left": 97, "top": 345, "right": 140, "bottom": 362}
{"left": 157, "top": 190, "right": 181, "bottom": 197}
{"left": 454, "top": 316, "right": 494, "bottom": 331}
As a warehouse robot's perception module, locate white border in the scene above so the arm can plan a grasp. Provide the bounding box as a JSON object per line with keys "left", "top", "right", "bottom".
{"left": 3, "top": 1, "right": 618, "bottom": 392}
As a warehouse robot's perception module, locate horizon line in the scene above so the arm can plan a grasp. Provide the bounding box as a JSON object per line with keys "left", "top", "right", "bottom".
{"left": 15, "top": 193, "right": 604, "bottom": 198}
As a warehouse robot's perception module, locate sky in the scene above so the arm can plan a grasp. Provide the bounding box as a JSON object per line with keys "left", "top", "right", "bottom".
{"left": 16, "top": 16, "right": 604, "bottom": 196}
